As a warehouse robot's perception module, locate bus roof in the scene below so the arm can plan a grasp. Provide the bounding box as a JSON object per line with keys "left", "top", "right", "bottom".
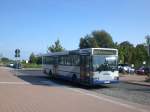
{"left": 42, "top": 48, "right": 118, "bottom": 57}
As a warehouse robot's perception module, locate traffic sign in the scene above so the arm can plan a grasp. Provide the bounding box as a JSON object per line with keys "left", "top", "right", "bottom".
{"left": 15, "top": 49, "right": 20, "bottom": 57}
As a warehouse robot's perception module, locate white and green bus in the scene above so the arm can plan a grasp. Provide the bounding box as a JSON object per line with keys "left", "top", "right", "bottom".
{"left": 42, "top": 48, "right": 119, "bottom": 85}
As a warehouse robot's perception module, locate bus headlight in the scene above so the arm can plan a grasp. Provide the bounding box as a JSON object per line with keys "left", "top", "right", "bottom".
{"left": 94, "top": 77, "right": 99, "bottom": 80}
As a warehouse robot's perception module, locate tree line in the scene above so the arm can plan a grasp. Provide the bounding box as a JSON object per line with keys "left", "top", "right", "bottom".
{"left": 29, "top": 30, "right": 150, "bottom": 68}
{"left": 79, "top": 30, "right": 149, "bottom": 67}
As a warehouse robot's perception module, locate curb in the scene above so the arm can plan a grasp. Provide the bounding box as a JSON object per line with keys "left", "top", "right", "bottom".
{"left": 22, "top": 68, "right": 42, "bottom": 71}
{"left": 14, "top": 68, "right": 42, "bottom": 71}
{"left": 122, "top": 81, "right": 150, "bottom": 87}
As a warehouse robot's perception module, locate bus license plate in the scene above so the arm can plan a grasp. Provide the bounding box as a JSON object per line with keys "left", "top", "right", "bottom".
{"left": 104, "top": 81, "right": 110, "bottom": 83}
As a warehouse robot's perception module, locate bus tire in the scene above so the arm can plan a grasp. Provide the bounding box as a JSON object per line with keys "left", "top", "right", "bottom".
{"left": 49, "top": 70, "right": 53, "bottom": 79}
{"left": 43, "top": 69, "right": 46, "bottom": 74}
{"left": 72, "top": 74, "right": 77, "bottom": 85}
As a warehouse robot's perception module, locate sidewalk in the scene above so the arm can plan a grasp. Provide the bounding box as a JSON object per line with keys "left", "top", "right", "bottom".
{"left": 120, "top": 74, "right": 150, "bottom": 87}
{"left": 21, "top": 68, "right": 42, "bottom": 70}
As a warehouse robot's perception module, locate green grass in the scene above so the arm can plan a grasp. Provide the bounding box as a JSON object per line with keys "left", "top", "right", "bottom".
{"left": 22, "top": 63, "right": 42, "bottom": 68}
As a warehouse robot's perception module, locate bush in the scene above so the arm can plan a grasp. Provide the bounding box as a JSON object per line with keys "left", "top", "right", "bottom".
{"left": 22, "top": 63, "right": 42, "bottom": 68}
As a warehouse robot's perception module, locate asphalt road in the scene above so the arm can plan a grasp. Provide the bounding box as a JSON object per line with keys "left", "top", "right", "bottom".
{"left": 18, "top": 70, "right": 150, "bottom": 106}
{"left": 91, "top": 82, "right": 150, "bottom": 106}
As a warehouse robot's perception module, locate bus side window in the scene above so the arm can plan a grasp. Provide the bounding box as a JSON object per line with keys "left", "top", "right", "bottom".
{"left": 76, "top": 55, "right": 80, "bottom": 66}
{"left": 64, "top": 56, "right": 67, "bottom": 65}
{"left": 66, "top": 56, "right": 71, "bottom": 66}
{"left": 71, "top": 55, "right": 80, "bottom": 66}
{"left": 86, "top": 56, "right": 90, "bottom": 68}
{"left": 58, "top": 56, "right": 61, "bottom": 65}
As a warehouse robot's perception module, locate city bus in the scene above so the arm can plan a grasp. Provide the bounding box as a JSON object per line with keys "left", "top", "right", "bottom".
{"left": 42, "top": 48, "right": 119, "bottom": 86}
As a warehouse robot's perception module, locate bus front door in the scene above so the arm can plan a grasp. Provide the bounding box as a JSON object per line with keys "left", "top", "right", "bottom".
{"left": 80, "top": 55, "right": 90, "bottom": 84}
{"left": 52, "top": 56, "right": 58, "bottom": 77}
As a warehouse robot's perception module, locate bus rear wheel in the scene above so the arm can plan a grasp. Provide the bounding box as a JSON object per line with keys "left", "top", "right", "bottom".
{"left": 43, "top": 69, "right": 46, "bottom": 74}
{"left": 49, "top": 70, "right": 53, "bottom": 79}
{"left": 72, "top": 74, "right": 77, "bottom": 85}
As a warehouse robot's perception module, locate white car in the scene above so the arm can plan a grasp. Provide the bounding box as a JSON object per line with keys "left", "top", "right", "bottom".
{"left": 118, "top": 64, "right": 135, "bottom": 74}
{"left": 9, "top": 63, "right": 14, "bottom": 67}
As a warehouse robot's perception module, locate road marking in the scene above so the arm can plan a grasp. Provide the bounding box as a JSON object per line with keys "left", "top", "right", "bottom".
{"left": 40, "top": 81, "right": 58, "bottom": 85}
{"left": 66, "top": 87, "right": 149, "bottom": 112}
{"left": 40, "top": 80, "right": 65, "bottom": 86}
{"left": 0, "top": 82, "right": 30, "bottom": 85}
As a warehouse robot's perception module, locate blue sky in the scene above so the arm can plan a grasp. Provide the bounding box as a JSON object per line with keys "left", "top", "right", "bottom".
{"left": 0, "top": 0, "right": 150, "bottom": 59}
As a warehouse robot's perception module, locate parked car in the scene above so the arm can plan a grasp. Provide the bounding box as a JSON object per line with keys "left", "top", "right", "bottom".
{"left": 9, "top": 63, "right": 14, "bottom": 67}
{"left": 118, "top": 64, "right": 135, "bottom": 74}
{"left": 13, "top": 63, "right": 22, "bottom": 69}
{"left": 135, "top": 66, "right": 150, "bottom": 75}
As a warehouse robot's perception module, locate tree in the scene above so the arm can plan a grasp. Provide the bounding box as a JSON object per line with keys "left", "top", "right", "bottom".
{"left": 48, "top": 39, "right": 64, "bottom": 52}
{"left": 79, "top": 30, "right": 114, "bottom": 49}
{"left": 92, "top": 30, "right": 114, "bottom": 48}
{"left": 134, "top": 44, "right": 148, "bottom": 67}
{"left": 79, "top": 37, "right": 89, "bottom": 49}
{"left": 114, "top": 42, "right": 119, "bottom": 49}
{"left": 118, "top": 41, "right": 134, "bottom": 64}
{"left": 29, "top": 53, "right": 37, "bottom": 64}
{"left": 1, "top": 57, "right": 11, "bottom": 65}
{"left": 79, "top": 35, "right": 98, "bottom": 49}
{"left": 36, "top": 57, "right": 42, "bottom": 64}
{"left": 1, "top": 57, "right": 9, "bottom": 62}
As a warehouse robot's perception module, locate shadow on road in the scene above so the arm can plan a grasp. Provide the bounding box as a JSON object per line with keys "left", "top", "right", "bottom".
{"left": 16, "top": 70, "right": 110, "bottom": 89}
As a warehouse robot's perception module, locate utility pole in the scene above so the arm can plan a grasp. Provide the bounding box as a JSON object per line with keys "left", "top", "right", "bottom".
{"left": 145, "top": 35, "right": 150, "bottom": 66}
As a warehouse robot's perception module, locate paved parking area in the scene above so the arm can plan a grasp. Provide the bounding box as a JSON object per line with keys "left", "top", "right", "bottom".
{"left": 0, "top": 67, "right": 150, "bottom": 112}
{"left": 120, "top": 74, "right": 147, "bottom": 82}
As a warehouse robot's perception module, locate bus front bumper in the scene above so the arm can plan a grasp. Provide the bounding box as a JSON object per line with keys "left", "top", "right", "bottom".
{"left": 92, "top": 79, "right": 119, "bottom": 85}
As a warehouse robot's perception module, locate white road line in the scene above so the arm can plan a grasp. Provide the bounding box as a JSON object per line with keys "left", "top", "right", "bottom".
{"left": 0, "top": 82, "right": 30, "bottom": 85}
{"left": 66, "top": 87, "right": 149, "bottom": 112}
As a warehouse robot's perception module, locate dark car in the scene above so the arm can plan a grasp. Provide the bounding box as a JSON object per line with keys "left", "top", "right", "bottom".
{"left": 135, "top": 66, "right": 150, "bottom": 75}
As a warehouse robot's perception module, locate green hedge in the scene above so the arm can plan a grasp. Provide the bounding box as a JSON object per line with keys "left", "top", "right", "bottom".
{"left": 22, "top": 63, "right": 42, "bottom": 68}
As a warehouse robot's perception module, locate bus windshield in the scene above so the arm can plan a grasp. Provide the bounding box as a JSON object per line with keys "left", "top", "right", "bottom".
{"left": 92, "top": 55, "right": 118, "bottom": 72}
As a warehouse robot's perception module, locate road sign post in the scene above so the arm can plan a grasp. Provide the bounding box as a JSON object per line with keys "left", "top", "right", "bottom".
{"left": 15, "top": 49, "right": 20, "bottom": 69}
{"left": 15, "top": 49, "right": 20, "bottom": 58}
